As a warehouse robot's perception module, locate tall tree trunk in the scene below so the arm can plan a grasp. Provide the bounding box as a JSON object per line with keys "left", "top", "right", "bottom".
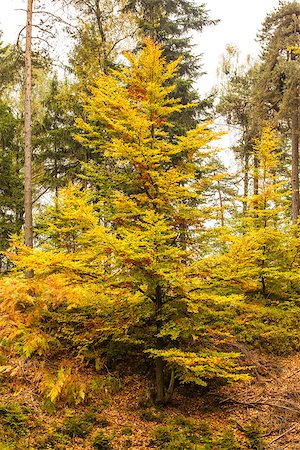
{"left": 217, "top": 180, "right": 225, "bottom": 227}
{"left": 24, "top": 0, "right": 34, "bottom": 277}
{"left": 155, "top": 357, "right": 165, "bottom": 404}
{"left": 155, "top": 284, "right": 165, "bottom": 404}
{"left": 243, "top": 151, "right": 249, "bottom": 214}
{"left": 253, "top": 154, "right": 259, "bottom": 198}
{"left": 291, "top": 112, "right": 300, "bottom": 225}
{"left": 95, "top": 0, "right": 108, "bottom": 74}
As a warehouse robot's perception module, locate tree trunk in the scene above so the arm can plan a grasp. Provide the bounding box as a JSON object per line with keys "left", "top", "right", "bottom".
{"left": 155, "top": 357, "right": 165, "bottom": 404}
{"left": 243, "top": 151, "right": 249, "bottom": 214}
{"left": 291, "top": 112, "right": 300, "bottom": 225}
{"left": 24, "top": 0, "right": 34, "bottom": 278}
{"left": 253, "top": 154, "right": 259, "bottom": 198}
{"left": 155, "top": 284, "right": 166, "bottom": 404}
{"left": 217, "top": 180, "right": 225, "bottom": 227}
{"left": 95, "top": 0, "right": 108, "bottom": 74}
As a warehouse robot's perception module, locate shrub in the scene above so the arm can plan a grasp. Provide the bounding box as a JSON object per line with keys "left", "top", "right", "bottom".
{"left": 97, "top": 416, "right": 110, "bottom": 428}
{"left": 140, "top": 408, "right": 165, "bottom": 423}
{"left": 0, "top": 403, "right": 30, "bottom": 436}
{"left": 214, "top": 429, "right": 241, "bottom": 450}
{"left": 92, "top": 430, "right": 112, "bottom": 450}
{"left": 149, "top": 424, "right": 206, "bottom": 449}
{"left": 61, "top": 411, "right": 96, "bottom": 438}
{"left": 121, "top": 426, "right": 133, "bottom": 436}
{"left": 243, "top": 424, "right": 265, "bottom": 450}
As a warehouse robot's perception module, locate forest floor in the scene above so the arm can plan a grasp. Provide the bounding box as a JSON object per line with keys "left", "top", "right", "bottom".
{"left": 96, "top": 352, "right": 300, "bottom": 449}
{"left": 1, "top": 351, "right": 300, "bottom": 449}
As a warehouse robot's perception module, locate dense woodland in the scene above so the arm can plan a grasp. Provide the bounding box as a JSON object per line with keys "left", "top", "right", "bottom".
{"left": 2, "top": 0, "right": 300, "bottom": 449}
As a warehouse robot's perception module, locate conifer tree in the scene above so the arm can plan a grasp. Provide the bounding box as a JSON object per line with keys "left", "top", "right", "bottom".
{"left": 0, "top": 101, "right": 23, "bottom": 268}
{"left": 124, "top": 0, "right": 217, "bottom": 132}
{"left": 34, "top": 75, "right": 85, "bottom": 196}
{"left": 68, "top": 0, "right": 134, "bottom": 80}
{"left": 217, "top": 47, "right": 260, "bottom": 212}
{"left": 255, "top": 1, "right": 300, "bottom": 223}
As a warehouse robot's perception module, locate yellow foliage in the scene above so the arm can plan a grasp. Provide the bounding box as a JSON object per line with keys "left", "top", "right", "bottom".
{"left": 40, "top": 366, "right": 86, "bottom": 406}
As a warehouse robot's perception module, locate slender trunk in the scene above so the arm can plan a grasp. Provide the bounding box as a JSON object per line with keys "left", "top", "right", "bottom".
{"left": 54, "top": 152, "right": 59, "bottom": 211}
{"left": 24, "top": 0, "right": 33, "bottom": 248}
{"left": 164, "top": 368, "right": 175, "bottom": 404}
{"left": 155, "top": 284, "right": 165, "bottom": 404}
{"left": 24, "top": 0, "right": 34, "bottom": 278}
{"left": 252, "top": 151, "right": 259, "bottom": 220}
{"left": 217, "top": 180, "right": 225, "bottom": 227}
{"left": 155, "top": 358, "right": 165, "bottom": 404}
{"left": 291, "top": 112, "right": 299, "bottom": 225}
{"left": 261, "top": 186, "right": 267, "bottom": 297}
{"left": 95, "top": 0, "right": 108, "bottom": 74}
{"left": 243, "top": 151, "right": 249, "bottom": 214}
{"left": 54, "top": 148, "right": 59, "bottom": 197}
{"left": 253, "top": 153, "right": 259, "bottom": 198}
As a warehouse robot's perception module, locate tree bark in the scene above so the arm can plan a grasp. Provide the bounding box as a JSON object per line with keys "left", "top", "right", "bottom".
{"left": 291, "top": 112, "right": 300, "bottom": 225}
{"left": 94, "top": 0, "right": 108, "bottom": 74}
{"left": 217, "top": 180, "right": 225, "bottom": 227}
{"left": 155, "top": 284, "right": 165, "bottom": 404}
{"left": 253, "top": 154, "right": 259, "bottom": 198}
{"left": 24, "top": 0, "right": 34, "bottom": 278}
{"left": 155, "top": 357, "right": 165, "bottom": 404}
{"left": 243, "top": 151, "right": 249, "bottom": 214}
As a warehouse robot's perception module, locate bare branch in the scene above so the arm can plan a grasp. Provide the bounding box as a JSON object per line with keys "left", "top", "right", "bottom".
{"left": 32, "top": 24, "right": 56, "bottom": 39}
{"left": 33, "top": 188, "right": 51, "bottom": 204}
{"left": 16, "top": 26, "right": 26, "bottom": 47}
{"left": 15, "top": 8, "right": 77, "bottom": 29}
{"left": 106, "top": 28, "right": 139, "bottom": 58}
{"left": 268, "top": 426, "right": 297, "bottom": 446}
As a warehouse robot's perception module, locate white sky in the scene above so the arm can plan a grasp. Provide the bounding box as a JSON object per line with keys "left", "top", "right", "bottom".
{"left": 0, "top": 0, "right": 281, "bottom": 95}
{"left": 198, "top": 0, "right": 281, "bottom": 94}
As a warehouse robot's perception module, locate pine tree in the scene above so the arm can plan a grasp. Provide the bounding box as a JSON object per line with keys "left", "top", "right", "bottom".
{"left": 217, "top": 46, "right": 260, "bottom": 212}
{"left": 255, "top": 1, "right": 300, "bottom": 223}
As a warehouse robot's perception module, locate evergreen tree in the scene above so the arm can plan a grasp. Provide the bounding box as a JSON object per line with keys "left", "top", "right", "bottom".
{"left": 34, "top": 75, "right": 85, "bottom": 196}
{"left": 255, "top": 1, "right": 300, "bottom": 223}
{"left": 0, "top": 34, "right": 23, "bottom": 94}
{"left": 68, "top": 0, "right": 133, "bottom": 79}
{"left": 0, "top": 100, "right": 23, "bottom": 268}
{"left": 217, "top": 46, "right": 260, "bottom": 212}
{"left": 124, "top": 0, "right": 217, "bottom": 133}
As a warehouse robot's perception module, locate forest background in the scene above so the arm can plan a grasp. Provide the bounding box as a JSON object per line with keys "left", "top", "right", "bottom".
{"left": 1, "top": 1, "right": 300, "bottom": 449}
